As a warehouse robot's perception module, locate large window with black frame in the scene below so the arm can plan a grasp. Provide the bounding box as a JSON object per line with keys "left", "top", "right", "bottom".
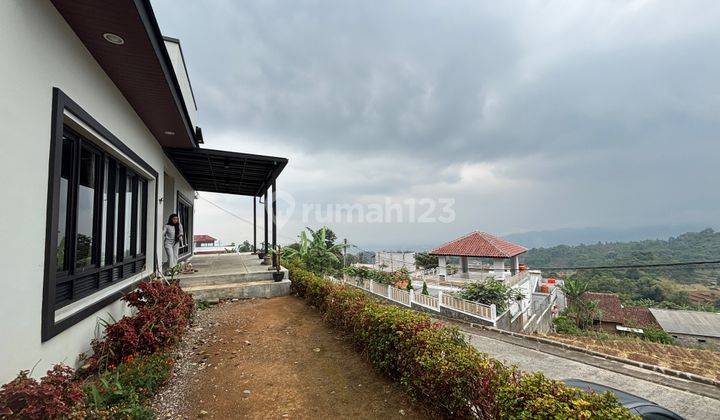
{"left": 53, "top": 126, "right": 149, "bottom": 309}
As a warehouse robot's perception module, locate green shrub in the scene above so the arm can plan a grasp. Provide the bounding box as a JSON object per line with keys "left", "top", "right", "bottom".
{"left": 553, "top": 315, "right": 581, "bottom": 334}
{"left": 82, "top": 353, "right": 173, "bottom": 419}
{"left": 641, "top": 327, "right": 675, "bottom": 345}
{"left": 458, "top": 280, "right": 525, "bottom": 313}
{"left": 421, "top": 281, "right": 429, "bottom": 296}
{"left": 286, "top": 261, "right": 635, "bottom": 419}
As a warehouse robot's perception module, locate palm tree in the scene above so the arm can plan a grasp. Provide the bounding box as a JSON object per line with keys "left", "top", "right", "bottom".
{"left": 283, "top": 227, "right": 350, "bottom": 275}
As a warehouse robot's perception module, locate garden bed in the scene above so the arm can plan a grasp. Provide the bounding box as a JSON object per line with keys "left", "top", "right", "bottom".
{"left": 547, "top": 333, "right": 720, "bottom": 380}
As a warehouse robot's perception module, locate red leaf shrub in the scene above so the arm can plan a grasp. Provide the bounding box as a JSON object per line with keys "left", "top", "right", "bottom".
{"left": 287, "top": 262, "right": 636, "bottom": 419}
{"left": 82, "top": 280, "right": 194, "bottom": 373}
{"left": 0, "top": 365, "right": 84, "bottom": 419}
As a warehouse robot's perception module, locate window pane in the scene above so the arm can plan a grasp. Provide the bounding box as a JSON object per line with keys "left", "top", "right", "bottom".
{"left": 136, "top": 179, "right": 143, "bottom": 253}
{"left": 124, "top": 173, "right": 134, "bottom": 258}
{"left": 140, "top": 180, "right": 148, "bottom": 255}
{"left": 75, "top": 147, "right": 96, "bottom": 269}
{"left": 56, "top": 137, "right": 73, "bottom": 272}
{"left": 100, "top": 158, "right": 108, "bottom": 266}
{"left": 114, "top": 166, "right": 120, "bottom": 261}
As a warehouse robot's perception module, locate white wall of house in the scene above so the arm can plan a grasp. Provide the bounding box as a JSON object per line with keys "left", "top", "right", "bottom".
{"left": 0, "top": 1, "right": 195, "bottom": 382}
{"left": 375, "top": 252, "right": 416, "bottom": 272}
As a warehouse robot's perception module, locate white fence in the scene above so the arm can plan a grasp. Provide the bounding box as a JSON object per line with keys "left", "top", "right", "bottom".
{"left": 389, "top": 287, "right": 411, "bottom": 306}
{"left": 413, "top": 292, "right": 439, "bottom": 310}
{"left": 441, "top": 293, "right": 496, "bottom": 320}
{"left": 337, "top": 277, "right": 497, "bottom": 323}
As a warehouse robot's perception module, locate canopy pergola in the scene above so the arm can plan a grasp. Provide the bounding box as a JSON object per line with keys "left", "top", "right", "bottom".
{"left": 429, "top": 231, "right": 527, "bottom": 278}
{"left": 164, "top": 147, "right": 288, "bottom": 265}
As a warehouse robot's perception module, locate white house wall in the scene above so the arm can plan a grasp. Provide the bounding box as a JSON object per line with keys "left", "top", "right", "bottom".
{"left": 0, "top": 1, "right": 195, "bottom": 382}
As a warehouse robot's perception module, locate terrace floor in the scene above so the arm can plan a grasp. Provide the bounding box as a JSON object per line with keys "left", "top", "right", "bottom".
{"left": 176, "top": 253, "right": 286, "bottom": 280}
{"left": 152, "top": 296, "right": 426, "bottom": 419}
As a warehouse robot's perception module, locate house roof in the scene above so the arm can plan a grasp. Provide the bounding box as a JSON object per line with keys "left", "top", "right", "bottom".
{"left": 585, "top": 292, "right": 625, "bottom": 323}
{"left": 51, "top": 1, "right": 288, "bottom": 196}
{"left": 51, "top": 0, "right": 198, "bottom": 148}
{"left": 429, "top": 231, "right": 527, "bottom": 258}
{"left": 649, "top": 308, "right": 720, "bottom": 338}
{"left": 194, "top": 235, "right": 217, "bottom": 243}
{"left": 584, "top": 292, "right": 659, "bottom": 328}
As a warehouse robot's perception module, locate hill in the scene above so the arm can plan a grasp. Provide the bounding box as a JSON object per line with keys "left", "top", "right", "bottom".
{"left": 503, "top": 224, "right": 713, "bottom": 248}
{"left": 523, "top": 229, "right": 720, "bottom": 310}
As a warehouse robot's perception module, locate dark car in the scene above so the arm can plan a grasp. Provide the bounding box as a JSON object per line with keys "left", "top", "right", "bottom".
{"left": 562, "top": 379, "right": 683, "bottom": 419}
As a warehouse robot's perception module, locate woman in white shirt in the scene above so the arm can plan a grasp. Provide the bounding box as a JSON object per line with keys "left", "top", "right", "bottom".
{"left": 163, "top": 213, "right": 184, "bottom": 272}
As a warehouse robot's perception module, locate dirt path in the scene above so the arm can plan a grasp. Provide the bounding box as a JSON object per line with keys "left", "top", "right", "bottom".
{"left": 153, "top": 296, "right": 427, "bottom": 419}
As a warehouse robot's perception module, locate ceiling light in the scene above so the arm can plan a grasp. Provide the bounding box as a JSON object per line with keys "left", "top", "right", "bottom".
{"left": 164, "top": 131, "right": 176, "bottom": 135}
{"left": 102, "top": 33, "right": 125, "bottom": 45}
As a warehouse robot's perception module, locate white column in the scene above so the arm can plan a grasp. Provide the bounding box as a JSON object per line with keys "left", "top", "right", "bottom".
{"left": 438, "top": 255, "right": 447, "bottom": 277}
{"left": 460, "top": 256, "right": 469, "bottom": 273}
{"left": 493, "top": 258, "right": 505, "bottom": 279}
{"left": 511, "top": 255, "right": 519, "bottom": 275}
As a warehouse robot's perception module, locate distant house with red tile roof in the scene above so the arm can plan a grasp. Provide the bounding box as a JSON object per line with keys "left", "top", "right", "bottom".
{"left": 584, "top": 292, "right": 659, "bottom": 332}
{"left": 429, "top": 231, "right": 527, "bottom": 279}
{"left": 193, "top": 234, "right": 217, "bottom": 247}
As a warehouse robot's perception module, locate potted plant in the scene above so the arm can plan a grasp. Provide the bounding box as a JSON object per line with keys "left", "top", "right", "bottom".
{"left": 272, "top": 246, "right": 284, "bottom": 282}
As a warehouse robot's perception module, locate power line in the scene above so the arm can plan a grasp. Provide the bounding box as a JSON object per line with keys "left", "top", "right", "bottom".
{"left": 197, "top": 194, "right": 297, "bottom": 243}
{"left": 529, "top": 260, "right": 720, "bottom": 271}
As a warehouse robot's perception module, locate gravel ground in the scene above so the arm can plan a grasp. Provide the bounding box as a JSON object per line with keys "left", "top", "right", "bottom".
{"left": 150, "top": 302, "right": 220, "bottom": 418}
{"left": 150, "top": 297, "right": 425, "bottom": 419}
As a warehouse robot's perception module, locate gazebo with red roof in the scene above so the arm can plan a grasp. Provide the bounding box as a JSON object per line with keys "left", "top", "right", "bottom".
{"left": 193, "top": 234, "right": 217, "bottom": 247}
{"left": 429, "top": 231, "right": 527, "bottom": 279}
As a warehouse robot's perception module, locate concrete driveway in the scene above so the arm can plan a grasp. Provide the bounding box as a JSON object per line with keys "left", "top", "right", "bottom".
{"left": 465, "top": 331, "right": 720, "bottom": 419}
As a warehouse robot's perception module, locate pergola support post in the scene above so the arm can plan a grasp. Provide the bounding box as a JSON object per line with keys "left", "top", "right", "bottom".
{"left": 261, "top": 189, "right": 269, "bottom": 264}
{"left": 252, "top": 196, "right": 257, "bottom": 253}
{"left": 271, "top": 180, "right": 277, "bottom": 269}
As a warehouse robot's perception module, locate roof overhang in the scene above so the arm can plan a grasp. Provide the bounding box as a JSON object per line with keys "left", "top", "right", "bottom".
{"left": 164, "top": 147, "right": 288, "bottom": 196}
{"left": 50, "top": 0, "right": 198, "bottom": 148}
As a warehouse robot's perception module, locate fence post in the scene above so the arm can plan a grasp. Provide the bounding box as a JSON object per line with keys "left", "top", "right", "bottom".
{"left": 490, "top": 304, "right": 497, "bottom": 320}
{"left": 387, "top": 285, "right": 392, "bottom": 299}
{"left": 409, "top": 288, "right": 414, "bottom": 306}
{"left": 437, "top": 290, "right": 444, "bottom": 308}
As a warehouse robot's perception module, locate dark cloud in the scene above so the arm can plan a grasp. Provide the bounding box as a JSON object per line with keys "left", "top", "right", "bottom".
{"left": 152, "top": 0, "right": 720, "bottom": 248}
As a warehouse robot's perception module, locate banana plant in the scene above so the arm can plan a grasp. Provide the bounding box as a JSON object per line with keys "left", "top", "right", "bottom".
{"left": 283, "top": 227, "right": 349, "bottom": 275}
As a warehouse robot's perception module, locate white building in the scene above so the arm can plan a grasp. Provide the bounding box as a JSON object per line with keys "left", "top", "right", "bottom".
{"left": 0, "top": 1, "right": 286, "bottom": 382}
{"left": 375, "top": 252, "right": 416, "bottom": 272}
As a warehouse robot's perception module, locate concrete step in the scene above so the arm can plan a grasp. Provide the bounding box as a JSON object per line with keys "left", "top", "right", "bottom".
{"left": 178, "top": 268, "right": 288, "bottom": 288}
{"left": 183, "top": 279, "right": 291, "bottom": 302}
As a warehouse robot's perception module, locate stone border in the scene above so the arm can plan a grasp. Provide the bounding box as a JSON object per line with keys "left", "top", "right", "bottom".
{"left": 477, "top": 324, "right": 720, "bottom": 388}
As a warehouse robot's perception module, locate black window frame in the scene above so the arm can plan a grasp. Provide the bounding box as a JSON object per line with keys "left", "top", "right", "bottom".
{"left": 42, "top": 88, "right": 159, "bottom": 342}
{"left": 176, "top": 191, "right": 193, "bottom": 257}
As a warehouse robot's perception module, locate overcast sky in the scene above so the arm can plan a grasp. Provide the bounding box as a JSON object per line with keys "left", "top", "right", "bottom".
{"left": 152, "top": 0, "right": 720, "bottom": 250}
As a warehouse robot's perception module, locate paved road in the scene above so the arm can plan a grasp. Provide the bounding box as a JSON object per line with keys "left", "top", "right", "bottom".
{"left": 465, "top": 331, "right": 720, "bottom": 420}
